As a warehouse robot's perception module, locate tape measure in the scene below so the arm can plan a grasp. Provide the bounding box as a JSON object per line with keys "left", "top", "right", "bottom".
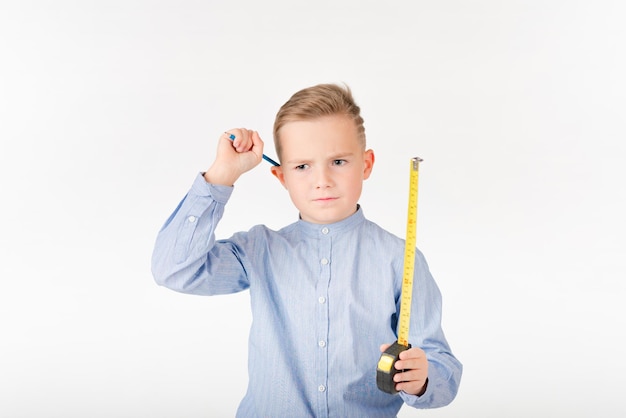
{"left": 376, "top": 156, "right": 423, "bottom": 394}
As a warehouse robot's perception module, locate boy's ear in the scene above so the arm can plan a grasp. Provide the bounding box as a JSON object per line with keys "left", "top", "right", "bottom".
{"left": 270, "top": 165, "right": 286, "bottom": 187}
{"left": 363, "top": 149, "right": 375, "bottom": 180}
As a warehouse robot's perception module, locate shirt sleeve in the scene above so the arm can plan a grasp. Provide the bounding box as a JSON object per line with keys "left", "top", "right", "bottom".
{"left": 150, "top": 173, "right": 250, "bottom": 295}
{"left": 400, "top": 249, "right": 463, "bottom": 408}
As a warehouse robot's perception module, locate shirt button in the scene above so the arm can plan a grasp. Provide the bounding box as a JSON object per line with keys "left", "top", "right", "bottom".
{"left": 321, "top": 227, "right": 329, "bottom": 235}
{"left": 320, "top": 258, "right": 329, "bottom": 265}
{"left": 187, "top": 216, "right": 196, "bottom": 223}
{"left": 318, "top": 340, "right": 326, "bottom": 348}
{"left": 318, "top": 296, "right": 326, "bottom": 304}
{"left": 318, "top": 385, "right": 326, "bottom": 392}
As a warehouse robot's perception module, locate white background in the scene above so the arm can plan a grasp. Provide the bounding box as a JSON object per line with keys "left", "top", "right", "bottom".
{"left": 1, "top": 1, "right": 625, "bottom": 417}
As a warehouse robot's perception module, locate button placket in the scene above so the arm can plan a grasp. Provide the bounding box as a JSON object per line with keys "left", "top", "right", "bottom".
{"left": 315, "top": 227, "right": 331, "bottom": 416}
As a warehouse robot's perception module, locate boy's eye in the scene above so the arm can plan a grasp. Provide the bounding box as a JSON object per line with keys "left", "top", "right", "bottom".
{"left": 295, "top": 164, "right": 309, "bottom": 170}
{"left": 333, "top": 159, "right": 347, "bottom": 166}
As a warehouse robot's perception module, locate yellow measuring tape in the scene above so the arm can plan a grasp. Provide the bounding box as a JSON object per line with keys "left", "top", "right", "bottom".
{"left": 397, "top": 156, "right": 421, "bottom": 346}
{"left": 376, "top": 156, "right": 422, "bottom": 394}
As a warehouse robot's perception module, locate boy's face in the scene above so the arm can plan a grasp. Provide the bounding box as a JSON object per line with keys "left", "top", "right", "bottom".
{"left": 271, "top": 114, "right": 374, "bottom": 224}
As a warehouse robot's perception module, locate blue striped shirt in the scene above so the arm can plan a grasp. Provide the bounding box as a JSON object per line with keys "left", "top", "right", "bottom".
{"left": 151, "top": 173, "right": 462, "bottom": 417}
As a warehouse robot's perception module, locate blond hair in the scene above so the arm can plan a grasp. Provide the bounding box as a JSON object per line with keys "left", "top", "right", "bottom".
{"left": 273, "top": 83, "right": 366, "bottom": 161}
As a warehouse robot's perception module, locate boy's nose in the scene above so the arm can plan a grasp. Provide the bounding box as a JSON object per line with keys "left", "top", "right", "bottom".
{"left": 315, "top": 167, "right": 333, "bottom": 189}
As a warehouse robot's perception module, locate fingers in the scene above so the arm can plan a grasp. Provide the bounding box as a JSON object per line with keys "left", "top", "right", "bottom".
{"left": 394, "top": 347, "right": 427, "bottom": 370}
{"left": 206, "top": 129, "right": 264, "bottom": 185}
{"left": 393, "top": 366, "right": 426, "bottom": 383}
{"left": 224, "top": 129, "right": 257, "bottom": 153}
{"left": 378, "top": 343, "right": 429, "bottom": 395}
{"left": 394, "top": 376, "right": 428, "bottom": 396}
{"left": 392, "top": 347, "right": 429, "bottom": 395}
{"left": 249, "top": 130, "right": 264, "bottom": 158}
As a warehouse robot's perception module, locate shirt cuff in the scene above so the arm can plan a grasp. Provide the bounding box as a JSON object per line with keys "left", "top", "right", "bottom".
{"left": 191, "top": 172, "right": 234, "bottom": 204}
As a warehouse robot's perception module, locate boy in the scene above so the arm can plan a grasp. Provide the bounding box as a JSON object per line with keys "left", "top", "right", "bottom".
{"left": 151, "top": 84, "right": 462, "bottom": 417}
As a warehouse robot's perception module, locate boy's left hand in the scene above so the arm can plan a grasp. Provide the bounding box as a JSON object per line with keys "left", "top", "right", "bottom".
{"left": 379, "top": 343, "right": 429, "bottom": 396}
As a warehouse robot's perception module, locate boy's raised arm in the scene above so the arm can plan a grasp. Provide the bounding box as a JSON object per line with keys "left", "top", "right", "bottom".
{"left": 151, "top": 128, "right": 264, "bottom": 294}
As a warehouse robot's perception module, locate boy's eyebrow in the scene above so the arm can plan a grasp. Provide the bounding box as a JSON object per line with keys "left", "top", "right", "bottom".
{"left": 284, "top": 152, "right": 356, "bottom": 165}
{"left": 283, "top": 158, "right": 311, "bottom": 166}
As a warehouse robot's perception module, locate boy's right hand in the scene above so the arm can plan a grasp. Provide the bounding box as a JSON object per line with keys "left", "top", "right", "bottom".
{"left": 204, "top": 129, "right": 265, "bottom": 186}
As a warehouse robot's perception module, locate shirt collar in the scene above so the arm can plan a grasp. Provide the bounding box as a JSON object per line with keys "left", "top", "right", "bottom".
{"left": 295, "top": 205, "right": 365, "bottom": 238}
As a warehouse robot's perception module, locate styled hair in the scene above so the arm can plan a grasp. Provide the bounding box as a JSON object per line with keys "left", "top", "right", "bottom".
{"left": 273, "top": 83, "right": 366, "bottom": 161}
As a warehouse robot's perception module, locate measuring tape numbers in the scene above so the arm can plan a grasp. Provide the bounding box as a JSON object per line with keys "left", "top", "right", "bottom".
{"left": 376, "top": 156, "right": 423, "bottom": 395}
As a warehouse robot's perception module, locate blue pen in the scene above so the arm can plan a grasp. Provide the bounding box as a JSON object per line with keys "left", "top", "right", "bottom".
{"left": 225, "top": 132, "right": 280, "bottom": 166}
